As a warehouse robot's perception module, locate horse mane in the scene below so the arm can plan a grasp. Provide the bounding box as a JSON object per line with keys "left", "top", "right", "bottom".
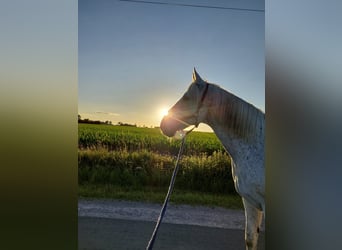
{"left": 207, "top": 83, "right": 264, "bottom": 142}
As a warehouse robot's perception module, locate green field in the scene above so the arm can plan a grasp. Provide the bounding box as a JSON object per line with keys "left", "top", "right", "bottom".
{"left": 78, "top": 124, "right": 242, "bottom": 208}
{"left": 78, "top": 123, "right": 226, "bottom": 155}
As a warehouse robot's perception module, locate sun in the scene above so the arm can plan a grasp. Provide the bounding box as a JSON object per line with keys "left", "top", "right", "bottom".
{"left": 159, "top": 107, "right": 169, "bottom": 118}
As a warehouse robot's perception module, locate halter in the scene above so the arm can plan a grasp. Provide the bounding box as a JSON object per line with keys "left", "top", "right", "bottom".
{"left": 194, "top": 82, "right": 209, "bottom": 127}
{"left": 166, "top": 82, "right": 209, "bottom": 134}
{"left": 179, "top": 82, "right": 209, "bottom": 128}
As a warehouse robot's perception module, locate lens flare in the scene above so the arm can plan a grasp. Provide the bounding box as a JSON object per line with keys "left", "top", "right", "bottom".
{"left": 160, "top": 108, "right": 169, "bottom": 118}
{"left": 173, "top": 130, "right": 185, "bottom": 140}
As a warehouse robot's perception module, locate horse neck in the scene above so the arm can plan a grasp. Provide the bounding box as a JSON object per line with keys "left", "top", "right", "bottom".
{"left": 203, "top": 86, "right": 264, "bottom": 161}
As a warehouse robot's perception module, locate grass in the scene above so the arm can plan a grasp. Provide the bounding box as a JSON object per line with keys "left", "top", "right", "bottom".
{"left": 79, "top": 148, "right": 235, "bottom": 195}
{"left": 79, "top": 184, "right": 243, "bottom": 209}
{"left": 78, "top": 124, "right": 240, "bottom": 209}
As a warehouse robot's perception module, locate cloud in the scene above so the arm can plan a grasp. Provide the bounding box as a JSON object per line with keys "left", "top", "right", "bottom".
{"left": 95, "top": 111, "right": 120, "bottom": 116}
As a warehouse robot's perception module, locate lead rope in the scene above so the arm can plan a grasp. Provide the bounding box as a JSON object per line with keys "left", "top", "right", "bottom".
{"left": 146, "top": 127, "right": 195, "bottom": 250}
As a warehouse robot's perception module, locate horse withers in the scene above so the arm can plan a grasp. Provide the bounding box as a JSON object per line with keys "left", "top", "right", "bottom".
{"left": 160, "top": 68, "right": 264, "bottom": 250}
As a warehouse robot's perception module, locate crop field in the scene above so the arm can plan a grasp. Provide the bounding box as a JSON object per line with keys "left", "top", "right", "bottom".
{"left": 78, "top": 124, "right": 226, "bottom": 156}
{"left": 78, "top": 124, "right": 240, "bottom": 207}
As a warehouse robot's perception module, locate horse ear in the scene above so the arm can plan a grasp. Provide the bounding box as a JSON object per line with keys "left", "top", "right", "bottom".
{"left": 192, "top": 67, "right": 203, "bottom": 82}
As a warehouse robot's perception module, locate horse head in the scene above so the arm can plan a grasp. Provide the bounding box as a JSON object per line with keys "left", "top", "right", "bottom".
{"left": 160, "top": 68, "right": 209, "bottom": 137}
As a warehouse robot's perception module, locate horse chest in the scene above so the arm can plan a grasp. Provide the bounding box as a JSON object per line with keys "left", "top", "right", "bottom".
{"left": 225, "top": 140, "right": 264, "bottom": 208}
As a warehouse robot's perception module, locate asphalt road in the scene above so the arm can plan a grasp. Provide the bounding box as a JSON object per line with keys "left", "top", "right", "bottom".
{"left": 78, "top": 216, "right": 265, "bottom": 250}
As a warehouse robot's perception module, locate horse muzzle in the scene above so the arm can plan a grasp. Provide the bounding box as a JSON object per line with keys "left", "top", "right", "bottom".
{"left": 160, "top": 115, "right": 179, "bottom": 137}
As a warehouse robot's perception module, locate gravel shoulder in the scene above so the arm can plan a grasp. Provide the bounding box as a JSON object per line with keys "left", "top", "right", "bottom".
{"left": 78, "top": 198, "right": 248, "bottom": 230}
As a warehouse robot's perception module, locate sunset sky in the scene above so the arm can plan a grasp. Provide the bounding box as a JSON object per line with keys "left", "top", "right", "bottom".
{"left": 78, "top": 0, "right": 264, "bottom": 132}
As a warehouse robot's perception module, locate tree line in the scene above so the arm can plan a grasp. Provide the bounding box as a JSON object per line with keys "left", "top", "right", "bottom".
{"left": 78, "top": 114, "right": 112, "bottom": 125}
{"left": 78, "top": 114, "right": 138, "bottom": 127}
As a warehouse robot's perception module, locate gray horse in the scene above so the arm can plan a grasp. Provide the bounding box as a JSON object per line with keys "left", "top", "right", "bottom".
{"left": 160, "top": 68, "right": 264, "bottom": 250}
